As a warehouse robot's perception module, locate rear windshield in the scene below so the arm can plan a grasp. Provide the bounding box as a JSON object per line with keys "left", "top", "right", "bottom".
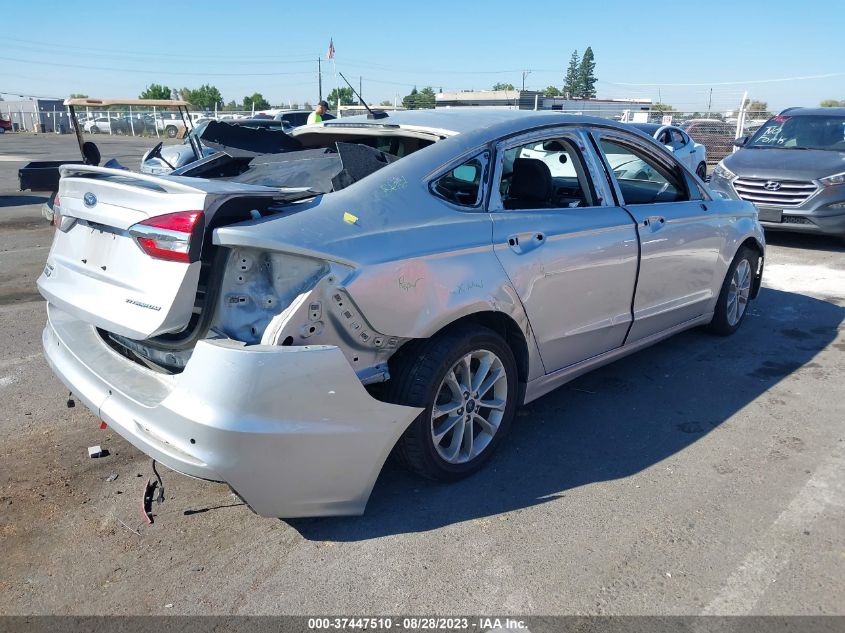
{"left": 748, "top": 115, "right": 845, "bottom": 151}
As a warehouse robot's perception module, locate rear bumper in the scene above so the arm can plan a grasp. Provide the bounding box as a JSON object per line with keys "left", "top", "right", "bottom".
{"left": 43, "top": 304, "right": 421, "bottom": 517}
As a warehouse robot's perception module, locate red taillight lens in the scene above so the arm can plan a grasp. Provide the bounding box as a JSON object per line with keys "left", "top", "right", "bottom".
{"left": 129, "top": 211, "right": 204, "bottom": 263}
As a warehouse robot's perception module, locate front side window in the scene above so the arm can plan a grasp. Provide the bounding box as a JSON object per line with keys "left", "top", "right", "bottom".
{"left": 498, "top": 137, "right": 596, "bottom": 210}
{"left": 599, "top": 138, "right": 690, "bottom": 205}
{"left": 670, "top": 129, "right": 687, "bottom": 149}
{"left": 431, "top": 152, "right": 488, "bottom": 207}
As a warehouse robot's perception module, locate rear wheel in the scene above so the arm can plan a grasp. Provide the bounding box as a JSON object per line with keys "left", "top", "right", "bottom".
{"left": 385, "top": 325, "right": 518, "bottom": 481}
{"left": 90, "top": 126, "right": 100, "bottom": 134}
{"left": 696, "top": 162, "right": 707, "bottom": 179}
{"left": 708, "top": 246, "right": 758, "bottom": 335}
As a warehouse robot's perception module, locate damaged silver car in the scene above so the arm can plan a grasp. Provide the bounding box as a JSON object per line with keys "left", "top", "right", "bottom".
{"left": 38, "top": 110, "right": 765, "bottom": 517}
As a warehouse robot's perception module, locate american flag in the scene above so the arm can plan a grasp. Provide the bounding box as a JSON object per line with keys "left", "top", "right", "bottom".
{"left": 326, "top": 38, "right": 335, "bottom": 60}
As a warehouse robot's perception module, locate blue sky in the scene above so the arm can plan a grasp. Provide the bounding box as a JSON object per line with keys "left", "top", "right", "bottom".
{"left": 1, "top": 0, "right": 843, "bottom": 112}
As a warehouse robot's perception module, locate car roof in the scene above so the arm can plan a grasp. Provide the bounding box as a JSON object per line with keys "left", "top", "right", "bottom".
{"left": 318, "top": 108, "right": 642, "bottom": 141}
{"left": 630, "top": 123, "right": 662, "bottom": 134}
{"left": 779, "top": 107, "right": 845, "bottom": 116}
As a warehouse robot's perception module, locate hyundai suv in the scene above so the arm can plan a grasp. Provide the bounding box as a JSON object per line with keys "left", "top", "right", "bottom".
{"left": 708, "top": 107, "right": 845, "bottom": 240}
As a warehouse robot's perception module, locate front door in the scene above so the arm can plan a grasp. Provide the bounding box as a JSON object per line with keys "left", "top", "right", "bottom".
{"left": 490, "top": 129, "right": 639, "bottom": 373}
{"left": 592, "top": 131, "right": 725, "bottom": 342}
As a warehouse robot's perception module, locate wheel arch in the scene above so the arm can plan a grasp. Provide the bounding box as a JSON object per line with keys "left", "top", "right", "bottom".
{"left": 390, "top": 310, "right": 532, "bottom": 405}
{"left": 740, "top": 235, "right": 765, "bottom": 299}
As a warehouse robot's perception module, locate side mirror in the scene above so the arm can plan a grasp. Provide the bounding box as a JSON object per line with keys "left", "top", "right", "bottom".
{"left": 733, "top": 135, "right": 749, "bottom": 148}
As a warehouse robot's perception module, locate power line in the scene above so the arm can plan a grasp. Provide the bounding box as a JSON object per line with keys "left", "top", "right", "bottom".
{"left": 0, "top": 55, "right": 316, "bottom": 77}
{"left": 606, "top": 72, "right": 844, "bottom": 87}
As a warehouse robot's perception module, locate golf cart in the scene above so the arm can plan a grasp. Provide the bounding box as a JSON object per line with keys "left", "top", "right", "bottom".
{"left": 17, "top": 98, "right": 196, "bottom": 220}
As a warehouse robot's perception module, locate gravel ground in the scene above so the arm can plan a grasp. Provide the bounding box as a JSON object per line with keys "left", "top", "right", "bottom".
{"left": 0, "top": 134, "right": 843, "bottom": 616}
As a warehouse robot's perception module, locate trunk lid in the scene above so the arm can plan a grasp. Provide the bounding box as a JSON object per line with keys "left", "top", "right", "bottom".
{"left": 37, "top": 166, "right": 211, "bottom": 340}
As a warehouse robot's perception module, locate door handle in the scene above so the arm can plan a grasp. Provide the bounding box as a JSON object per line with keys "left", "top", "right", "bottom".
{"left": 507, "top": 232, "right": 546, "bottom": 254}
{"left": 642, "top": 216, "right": 665, "bottom": 228}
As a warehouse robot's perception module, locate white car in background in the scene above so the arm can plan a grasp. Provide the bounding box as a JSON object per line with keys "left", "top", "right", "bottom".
{"left": 631, "top": 123, "right": 707, "bottom": 179}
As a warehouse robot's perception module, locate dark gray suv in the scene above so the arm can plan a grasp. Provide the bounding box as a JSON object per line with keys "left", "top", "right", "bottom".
{"left": 708, "top": 107, "right": 845, "bottom": 240}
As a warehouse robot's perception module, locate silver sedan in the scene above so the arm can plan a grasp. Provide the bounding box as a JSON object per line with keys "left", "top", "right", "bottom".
{"left": 38, "top": 110, "right": 764, "bottom": 517}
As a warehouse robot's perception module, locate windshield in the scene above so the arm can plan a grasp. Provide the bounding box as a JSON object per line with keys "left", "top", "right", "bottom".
{"left": 185, "top": 120, "right": 210, "bottom": 142}
{"left": 748, "top": 114, "right": 845, "bottom": 151}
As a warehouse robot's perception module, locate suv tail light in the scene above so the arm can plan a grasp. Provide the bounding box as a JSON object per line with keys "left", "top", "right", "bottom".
{"left": 129, "top": 211, "right": 204, "bottom": 263}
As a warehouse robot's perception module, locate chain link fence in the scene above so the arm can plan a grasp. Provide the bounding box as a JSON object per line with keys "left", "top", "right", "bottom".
{"left": 0, "top": 106, "right": 259, "bottom": 137}
{"left": 544, "top": 106, "right": 775, "bottom": 166}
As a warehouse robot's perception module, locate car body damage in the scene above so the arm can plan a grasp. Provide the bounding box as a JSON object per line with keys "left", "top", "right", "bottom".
{"left": 39, "top": 110, "right": 765, "bottom": 517}
{"left": 198, "top": 119, "right": 302, "bottom": 155}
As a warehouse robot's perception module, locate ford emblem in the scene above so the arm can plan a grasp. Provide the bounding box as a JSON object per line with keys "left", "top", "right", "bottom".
{"left": 763, "top": 181, "right": 781, "bottom": 191}
{"left": 83, "top": 192, "right": 97, "bottom": 207}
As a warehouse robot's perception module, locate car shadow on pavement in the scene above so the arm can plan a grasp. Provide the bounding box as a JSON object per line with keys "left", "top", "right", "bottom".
{"left": 287, "top": 288, "right": 844, "bottom": 541}
{"left": 764, "top": 232, "right": 845, "bottom": 253}
{"left": 0, "top": 195, "right": 48, "bottom": 208}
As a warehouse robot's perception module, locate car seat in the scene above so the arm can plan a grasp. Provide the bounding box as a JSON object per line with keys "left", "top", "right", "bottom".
{"left": 506, "top": 158, "right": 552, "bottom": 209}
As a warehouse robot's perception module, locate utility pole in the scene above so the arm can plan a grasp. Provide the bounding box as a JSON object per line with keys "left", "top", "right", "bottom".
{"left": 707, "top": 88, "right": 713, "bottom": 116}
{"left": 318, "top": 58, "right": 322, "bottom": 102}
{"left": 522, "top": 70, "right": 532, "bottom": 92}
{"left": 359, "top": 76, "right": 362, "bottom": 106}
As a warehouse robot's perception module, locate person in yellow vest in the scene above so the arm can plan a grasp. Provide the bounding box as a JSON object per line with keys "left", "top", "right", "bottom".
{"left": 307, "top": 100, "right": 329, "bottom": 125}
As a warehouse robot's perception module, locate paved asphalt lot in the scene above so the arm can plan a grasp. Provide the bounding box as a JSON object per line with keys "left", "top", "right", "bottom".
{"left": 0, "top": 134, "right": 843, "bottom": 616}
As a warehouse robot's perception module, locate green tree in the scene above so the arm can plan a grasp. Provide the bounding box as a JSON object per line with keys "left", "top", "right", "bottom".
{"left": 379, "top": 99, "right": 393, "bottom": 106}
{"left": 402, "top": 87, "right": 419, "bottom": 109}
{"left": 180, "top": 84, "right": 223, "bottom": 110}
{"left": 327, "top": 87, "right": 354, "bottom": 110}
{"left": 493, "top": 82, "right": 516, "bottom": 91}
{"left": 139, "top": 84, "right": 172, "bottom": 100}
{"left": 653, "top": 102, "right": 674, "bottom": 112}
{"left": 69, "top": 93, "right": 88, "bottom": 98}
{"left": 563, "top": 50, "right": 580, "bottom": 98}
{"left": 416, "top": 86, "right": 436, "bottom": 109}
{"left": 544, "top": 85, "right": 562, "bottom": 97}
{"left": 243, "top": 92, "right": 270, "bottom": 111}
{"left": 577, "top": 47, "right": 597, "bottom": 98}
{"left": 820, "top": 99, "right": 845, "bottom": 107}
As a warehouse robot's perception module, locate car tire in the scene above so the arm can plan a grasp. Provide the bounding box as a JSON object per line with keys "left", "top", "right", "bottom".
{"left": 384, "top": 324, "right": 518, "bottom": 481}
{"left": 90, "top": 126, "right": 99, "bottom": 134}
{"left": 707, "top": 246, "right": 758, "bottom": 336}
{"left": 696, "top": 162, "right": 707, "bottom": 179}
{"left": 165, "top": 125, "right": 177, "bottom": 138}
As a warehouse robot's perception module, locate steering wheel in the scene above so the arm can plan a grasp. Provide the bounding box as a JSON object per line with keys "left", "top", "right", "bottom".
{"left": 146, "top": 142, "right": 175, "bottom": 170}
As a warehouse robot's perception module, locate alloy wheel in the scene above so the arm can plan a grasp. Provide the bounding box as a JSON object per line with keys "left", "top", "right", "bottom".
{"left": 430, "top": 349, "right": 508, "bottom": 464}
{"left": 727, "top": 259, "right": 751, "bottom": 326}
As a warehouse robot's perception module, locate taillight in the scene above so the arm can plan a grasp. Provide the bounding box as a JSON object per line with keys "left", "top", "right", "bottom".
{"left": 129, "top": 211, "right": 204, "bottom": 263}
{"left": 52, "top": 195, "right": 77, "bottom": 232}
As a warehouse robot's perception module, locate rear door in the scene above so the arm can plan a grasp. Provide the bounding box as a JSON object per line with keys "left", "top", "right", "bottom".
{"left": 591, "top": 130, "right": 725, "bottom": 342}
{"left": 37, "top": 167, "right": 210, "bottom": 340}
{"left": 490, "top": 128, "right": 639, "bottom": 373}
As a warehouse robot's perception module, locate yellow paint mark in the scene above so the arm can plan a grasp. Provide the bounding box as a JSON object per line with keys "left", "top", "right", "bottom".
{"left": 343, "top": 212, "right": 359, "bottom": 225}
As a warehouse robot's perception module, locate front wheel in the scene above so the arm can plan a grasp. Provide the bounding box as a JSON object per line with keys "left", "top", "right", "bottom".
{"left": 696, "top": 162, "right": 707, "bottom": 179}
{"left": 385, "top": 325, "right": 518, "bottom": 481}
{"left": 165, "top": 125, "right": 178, "bottom": 138}
{"left": 708, "top": 246, "right": 759, "bottom": 336}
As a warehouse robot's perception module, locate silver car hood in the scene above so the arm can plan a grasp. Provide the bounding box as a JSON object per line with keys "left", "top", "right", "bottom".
{"left": 723, "top": 148, "right": 845, "bottom": 180}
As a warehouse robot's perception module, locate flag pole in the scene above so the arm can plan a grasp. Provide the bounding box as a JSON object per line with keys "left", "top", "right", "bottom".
{"left": 333, "top": 59, "right": 339, "bottom": 118}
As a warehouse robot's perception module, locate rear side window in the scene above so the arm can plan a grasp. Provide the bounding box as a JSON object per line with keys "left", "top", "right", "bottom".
{"left": 499, "top": 137, "right": 597, "bottom": 210}
{"left": 599, "top": 139, "right": 690, "bottom": 204}
{"left": 431, "top": 152, "right": 488, "bottom": 207}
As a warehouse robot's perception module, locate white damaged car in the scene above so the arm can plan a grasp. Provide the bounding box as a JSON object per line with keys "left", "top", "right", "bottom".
{"left": 38, "top": 110, "right": 764, "bottom": 517}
